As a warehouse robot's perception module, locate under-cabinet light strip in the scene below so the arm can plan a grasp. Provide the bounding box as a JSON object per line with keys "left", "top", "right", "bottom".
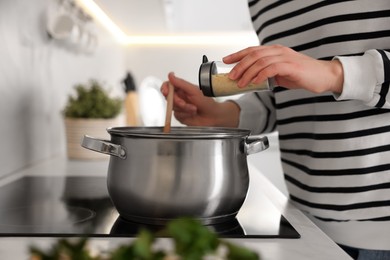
{"left": 75, "top": 0, "right": 258, "bottom": 46}
{"left": 75, "top": 0, "right": 128, "bottom": 43}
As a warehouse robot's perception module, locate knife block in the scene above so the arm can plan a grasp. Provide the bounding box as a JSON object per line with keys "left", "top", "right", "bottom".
{"left": 125, "top": 91, "right": 139, "bottom": 126}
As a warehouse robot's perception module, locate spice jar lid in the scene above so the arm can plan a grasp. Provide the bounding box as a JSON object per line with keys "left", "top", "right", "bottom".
{"left": 198, "top": 55, "right": 215, "bottom": 97}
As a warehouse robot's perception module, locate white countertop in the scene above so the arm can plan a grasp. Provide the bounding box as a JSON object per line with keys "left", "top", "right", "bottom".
{"left": 0, "top": 157, "right": 351, "bottom": 260}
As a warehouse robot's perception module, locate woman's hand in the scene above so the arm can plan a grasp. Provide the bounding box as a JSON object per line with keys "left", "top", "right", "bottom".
{"left": 223, "top": 45, "right": 344, "bottom": 94}
{"left": 160, "top": 72, "right": 240, "bottom": 127}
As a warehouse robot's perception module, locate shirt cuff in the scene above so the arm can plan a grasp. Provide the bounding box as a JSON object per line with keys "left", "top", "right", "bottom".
{"left": 333, "top": 51, "right": 380, "bottom": 102}
{"left": 232, "top": 94, "right": 268, "bottom": 134}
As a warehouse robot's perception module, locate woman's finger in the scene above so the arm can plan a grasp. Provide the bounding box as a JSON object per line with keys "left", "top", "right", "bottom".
{"left": 223, "top": 46, "right": 261, "bottom": 64}
{"left": 172, "top": 93, "right": 197, "bottom": 114}
{"left": 168, "top": 72, "right": 201, "bottom": 95}
{"left": 237, "top": 55, "right": 285, "bottom": 87}
{"left": 228, "top": 45, "right": 286, "bottom": 81}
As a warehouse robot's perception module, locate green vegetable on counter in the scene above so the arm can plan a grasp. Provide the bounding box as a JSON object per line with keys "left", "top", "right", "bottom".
{"left": 30, "top": 217, "right": 260, "bottom": 260}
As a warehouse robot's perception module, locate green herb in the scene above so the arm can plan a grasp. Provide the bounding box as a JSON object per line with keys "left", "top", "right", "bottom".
{"left": 223, "top": 241, "right": 260, "bottom": 260}
{"left": 166, "top": 218, "right": 219, "bottom": 260}
{"left": 63, "top": 80, "right": 122, "bottom": 119}
{"left": 109, "top": 229, "right": 165, "bottom": 260}
{"left": 30, "top": 238, "right": 97, "bottom": 260}
{"left": 30, "top": 218, "right": 260, "bottom": 260}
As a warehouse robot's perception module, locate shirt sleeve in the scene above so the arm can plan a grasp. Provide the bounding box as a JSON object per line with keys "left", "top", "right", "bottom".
{"left": 333, "top": 49, "right": 390, "bottom": 108}
{"left": 231, "top": 90, "right": 276, "bottom": 134}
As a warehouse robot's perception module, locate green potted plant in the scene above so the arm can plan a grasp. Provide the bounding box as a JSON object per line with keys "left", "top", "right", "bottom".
{"left": 64, "top": 80, "right": 123, "bottom": 160}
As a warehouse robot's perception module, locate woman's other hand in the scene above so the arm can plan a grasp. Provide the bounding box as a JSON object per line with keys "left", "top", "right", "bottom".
{"left": 160, "top": 72, "right": 240, "bottom": 127}
{"left": 223, "top": 45, "right": 344, "bottom": 94}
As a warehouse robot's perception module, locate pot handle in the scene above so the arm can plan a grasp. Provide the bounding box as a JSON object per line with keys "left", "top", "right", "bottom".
{"left": 245, "top": 135, "right": 269, "bottom": 155}
{"left": 81, "top": 135, "right": 126, "bottom": 159}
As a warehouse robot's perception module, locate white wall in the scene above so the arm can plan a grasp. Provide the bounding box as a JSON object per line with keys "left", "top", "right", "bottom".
{"left": 0, "top": 0, "right": 126, "bottom": 178}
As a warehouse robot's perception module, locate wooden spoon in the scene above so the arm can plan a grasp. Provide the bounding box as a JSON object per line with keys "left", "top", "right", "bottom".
{"left": 163, "top": 82, "right": 174, "bottom": 133}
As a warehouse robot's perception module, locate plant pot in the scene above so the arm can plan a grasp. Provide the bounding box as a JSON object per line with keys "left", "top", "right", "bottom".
{"left": 64, "top": 117, "right": 123, "bottom": 160}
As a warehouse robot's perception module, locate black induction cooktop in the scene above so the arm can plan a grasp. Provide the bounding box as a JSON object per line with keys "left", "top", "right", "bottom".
{"left": 0, "top": 176, "right": 300, "bottom": 239}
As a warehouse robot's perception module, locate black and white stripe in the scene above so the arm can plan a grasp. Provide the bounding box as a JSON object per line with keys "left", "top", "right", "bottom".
{"left": 244, "top": 0, "right": 390, "bottom": 245}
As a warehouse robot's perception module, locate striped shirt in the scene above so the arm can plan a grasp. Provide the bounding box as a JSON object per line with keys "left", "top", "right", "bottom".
{"left": 236, "top": 0, "right": 390, "bottom": 249}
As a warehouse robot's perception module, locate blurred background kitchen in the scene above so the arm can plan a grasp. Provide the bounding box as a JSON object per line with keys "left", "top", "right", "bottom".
{"left": 0, "top": 0, "right": 286, "bottom": 194}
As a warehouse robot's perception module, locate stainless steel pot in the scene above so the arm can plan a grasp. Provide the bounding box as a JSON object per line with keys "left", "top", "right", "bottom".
{"left": 81, "top": 126, "right": 269, "bottom": 225}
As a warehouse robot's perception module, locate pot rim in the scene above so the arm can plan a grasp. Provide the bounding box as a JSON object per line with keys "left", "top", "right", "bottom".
{"left": 107, "top": 126, "right": 251, "bottom": 139}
